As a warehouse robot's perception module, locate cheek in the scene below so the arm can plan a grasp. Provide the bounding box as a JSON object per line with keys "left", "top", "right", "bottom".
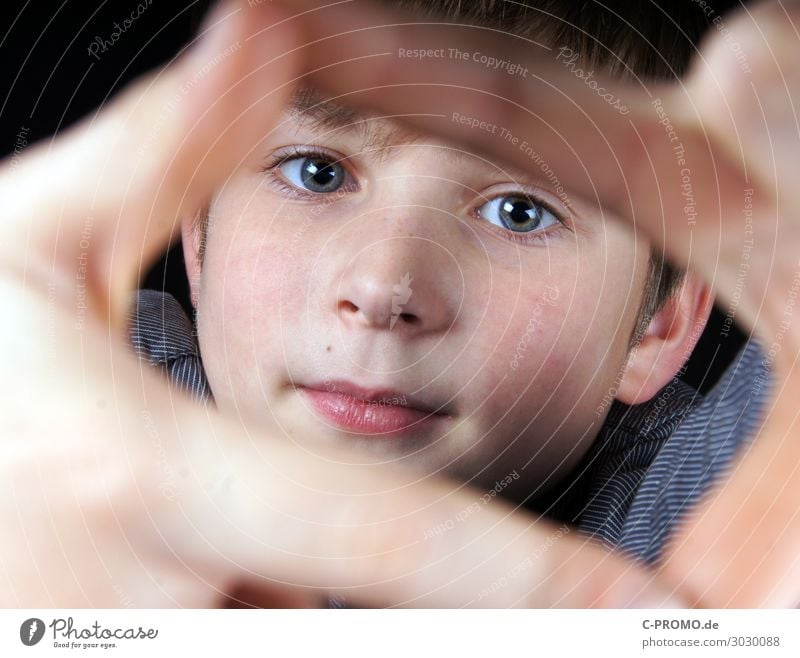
{"left": 502, "top": 287, "right": 567, "bottom": 373}
{"left": 456, "top": 269, "right": 634, "bottom": 481}
{"left": 469, "top": 255, "right": 636, "bottom": 422}
{"left": 466, "top": 282, "right": 570, "bottom": 415}
{"left": 196, "top": 195, "right": 319, "bottom": 397}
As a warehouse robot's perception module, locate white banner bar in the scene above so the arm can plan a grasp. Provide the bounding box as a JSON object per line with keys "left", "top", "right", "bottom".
{"left": 1, "top": 609, "right": 798, "bottom": 657}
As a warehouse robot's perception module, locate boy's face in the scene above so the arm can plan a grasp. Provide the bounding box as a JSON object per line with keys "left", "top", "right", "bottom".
{"left": 184, "top": 91, "right": 652, "bottom": 496}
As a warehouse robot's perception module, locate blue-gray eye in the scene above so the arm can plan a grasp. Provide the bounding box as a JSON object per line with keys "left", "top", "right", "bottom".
{"left": 477, "top": 194, "right": 560, "bottom": 233}
{"left": 279, "top": 155, "right": 346, "bottom": 193}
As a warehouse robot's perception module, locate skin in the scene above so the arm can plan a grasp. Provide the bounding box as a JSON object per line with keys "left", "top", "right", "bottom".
{"left": 0, "top": 0, "right": 796, "bottom": 608}
{"left": 183, "top": 103, "right": 658, "bottom": 499}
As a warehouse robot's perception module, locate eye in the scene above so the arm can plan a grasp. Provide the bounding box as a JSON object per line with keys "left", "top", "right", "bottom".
{"left": 476, "top": 193, "right": 561, "bottom": 234}
{"left": 278, "top": 154, "right": 347, "bottom": 193}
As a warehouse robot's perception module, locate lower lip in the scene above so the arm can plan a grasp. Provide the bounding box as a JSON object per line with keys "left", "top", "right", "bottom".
{"left": 299, "top": 388, "right": 446, "bottom": 436}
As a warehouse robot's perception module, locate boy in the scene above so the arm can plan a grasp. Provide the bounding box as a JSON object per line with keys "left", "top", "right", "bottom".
{"left": 130, "top": 0, "right": 767, "bottom": 571}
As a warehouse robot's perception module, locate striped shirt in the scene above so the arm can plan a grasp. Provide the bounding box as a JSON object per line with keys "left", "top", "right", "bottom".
{"left": 128, "top": 288, "right": 770, "bottom": 566}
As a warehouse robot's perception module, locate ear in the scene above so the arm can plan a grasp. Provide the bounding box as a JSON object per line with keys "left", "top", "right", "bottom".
{"left": 180, "top": 206, "right": 206, "bottom": 309}
{"left": 616, "top": 271, "right": 713, "bottom": 405}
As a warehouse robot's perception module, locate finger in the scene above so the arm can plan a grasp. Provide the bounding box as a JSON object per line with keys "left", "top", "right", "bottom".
{"left": 282, "top": 0, "right": 798, "bottom": 364}
{"left": 659, "top": 365, "right": 800, "bottom": 607}
{"left": 152, "top": 408, "right": 685, "bottom": 607}
{"left": 679, "top": 0, "right": 800, "bottom": 347}
{"left": 632, "top": 0, "right": 800, "bottom": 608}
{"left": 280, "top": 0, "right": 749, "bottom": 277}
{"left": 0, "top": 0, "right": 302, "bottom": 331}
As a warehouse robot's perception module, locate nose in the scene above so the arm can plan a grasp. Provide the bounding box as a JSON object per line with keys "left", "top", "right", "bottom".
{"left": 334, "top": 232, "right": 461, "bottom": 337}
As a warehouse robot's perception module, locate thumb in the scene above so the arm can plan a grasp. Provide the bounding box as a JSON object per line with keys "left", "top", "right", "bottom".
{"left": 4, "top": 0, "right": 302, "bottom": 330}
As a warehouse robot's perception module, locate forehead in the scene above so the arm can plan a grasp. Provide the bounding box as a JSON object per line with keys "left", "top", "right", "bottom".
{"left": 280, "top": 86, "right": 543, "bottom": 185}
{"left": 284, "top": 86, "right": 430, "bottom": 152}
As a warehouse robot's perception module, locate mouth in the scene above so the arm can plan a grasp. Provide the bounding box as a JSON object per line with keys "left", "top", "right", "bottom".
{"left": 296, "top": 379, "right": 452, "bottom": 437}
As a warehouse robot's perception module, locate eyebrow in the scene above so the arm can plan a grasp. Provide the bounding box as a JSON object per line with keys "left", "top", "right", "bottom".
{"left": 286, "top": 86, "right": 427, "bottom": 154}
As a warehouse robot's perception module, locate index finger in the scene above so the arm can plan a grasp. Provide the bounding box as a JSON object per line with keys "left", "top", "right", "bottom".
{"left": 159, "top": 403, "right": 683, "bottom": 608}
{"left": 282, "top": 0, "right": 749, "bottom": 280}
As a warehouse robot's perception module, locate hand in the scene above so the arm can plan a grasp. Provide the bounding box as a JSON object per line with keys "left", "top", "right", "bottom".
{"left": 287, "top": 0, "right": 800, "bottom": 606}
{"left": 0, "top": 0, "right": 681, "bottom": 607}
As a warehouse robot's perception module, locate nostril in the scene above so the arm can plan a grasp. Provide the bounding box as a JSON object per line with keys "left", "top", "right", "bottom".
{"left": 338, "top": 300, "right": 359, "bottom": 314}
{"left": 399, "top": 312, "right": 418, "bottom": 324}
